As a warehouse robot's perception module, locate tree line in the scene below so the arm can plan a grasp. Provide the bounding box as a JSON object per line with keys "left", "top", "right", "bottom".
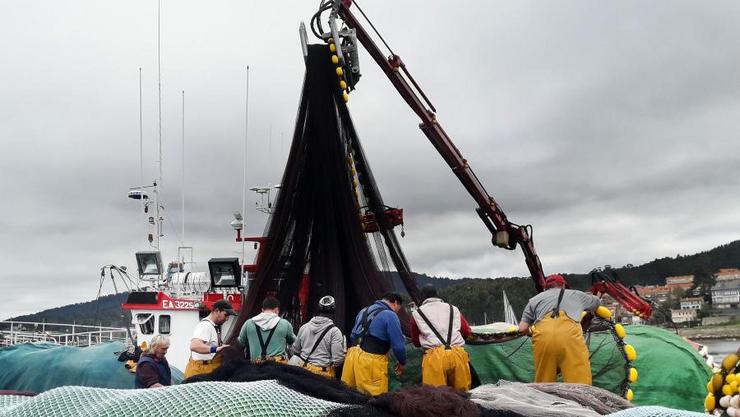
{"left": 10, "top": 240, "right": 740, "bottom": 328}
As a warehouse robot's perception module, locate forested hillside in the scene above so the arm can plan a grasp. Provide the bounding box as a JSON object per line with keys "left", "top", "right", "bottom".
{"left": 565, "top": 240, "right": 740, "bottom": 290}
{"left": 439, "top": 277, "right": 535, "bottom": 326}
{"left": 9, "top": 240, "right": 740, "bottom": 327}
{"left": 8, "top": 293, "right": 130, "bottom": 327}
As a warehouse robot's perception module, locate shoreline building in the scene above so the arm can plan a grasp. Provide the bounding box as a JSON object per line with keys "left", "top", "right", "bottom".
{"left": 711, "top": 275, "right": 740, "bottom": 311}
{"left": 671, "top": 296, "right": 703, "bottom": 324}
{"left": 665, "top": 275, "right": 694, "bottom": 292}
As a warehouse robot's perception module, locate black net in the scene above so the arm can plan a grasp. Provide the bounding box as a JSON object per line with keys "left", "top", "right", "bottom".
{"left": 227, "top": 45, "right": 419, "bottom": 342}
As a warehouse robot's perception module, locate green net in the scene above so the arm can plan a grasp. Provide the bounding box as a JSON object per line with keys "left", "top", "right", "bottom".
{"left": 0, "top": 342, "right": 184, "bottom": 393}
{"left": 624, "top": 325, "right": 711, "bottom": 412}
{"left": 389, "top": 330, "right": 627, "bottom": 394}
{"left": 0, "top": 381, "right": 348, "bottom": 417}
{"left": 391, "top": 324, "right": 711, "bottom": 412}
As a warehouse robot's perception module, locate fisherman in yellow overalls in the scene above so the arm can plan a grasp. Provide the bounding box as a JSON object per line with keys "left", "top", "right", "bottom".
{"left": 410, "top": 285, "right": 473, "bottom": 391}
{"left": 184, "top": 300, "right": 236, "bottom": 378}
{"left": 289, "top": 296, "right": 347, "bottom": 378}
{"left": 518, "top": 274, "right": 601, "bottom": 384}
{"left": 341, "top": 293, "right": 406, "bottom": 396}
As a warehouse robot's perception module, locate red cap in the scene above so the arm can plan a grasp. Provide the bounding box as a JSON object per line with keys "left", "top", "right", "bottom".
{"left": 545, "top": 274, "right": 567, "bottom": 288}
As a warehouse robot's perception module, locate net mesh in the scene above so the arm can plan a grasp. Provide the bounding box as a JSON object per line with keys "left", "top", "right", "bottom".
{"left": 603, "top": 406, "right": 708, "bottom": 417}
{"left": 0, "top": 381, "right": 348, "bottom": 417}
{"left": 470, "top": 381, "right": 603, "bottom": 417}
{"left": 227, "top": 44, "right": 419, "bottom": 344}
{"left": 0, "top": 397, "right": 27, "bottom": 411}
{"left": 388, "top": 332, "right": 629, "bottom": 394}
{"left": 624, "top": 325, "right": 711, "bottom": 411}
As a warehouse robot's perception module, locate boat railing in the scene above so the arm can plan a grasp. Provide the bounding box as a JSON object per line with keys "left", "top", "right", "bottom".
{"left": 0, "top": 320, "right": 130, "bottom": 347}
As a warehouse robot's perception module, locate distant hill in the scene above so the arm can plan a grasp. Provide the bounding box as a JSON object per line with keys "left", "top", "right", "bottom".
{"left": 8, "top": 293, "right": 130, "bottom": 328}
{"left": 564, "top": 240, "right": 740, "bottom": 290}
{"left": 10, "top": 240, "right": 740, "bottom": 327}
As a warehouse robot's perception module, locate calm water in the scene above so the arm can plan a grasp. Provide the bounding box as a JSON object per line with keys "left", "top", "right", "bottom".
{"left": 702, "top": 338, "right": 739, "bottom": 362}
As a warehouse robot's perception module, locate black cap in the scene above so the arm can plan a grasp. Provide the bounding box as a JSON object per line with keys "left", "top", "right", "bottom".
{"left": 212, "top": 300, "right": 237, "bottom": 316}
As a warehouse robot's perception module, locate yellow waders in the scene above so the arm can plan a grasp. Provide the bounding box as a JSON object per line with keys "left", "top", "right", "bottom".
{"left": 304, "top": 363, "right": 336, "bottom": 378}
{"left": 184, "top": 354, "right": 223, "bottom": 379}
{"left": 531, "top": 311, "right": 592, "bottom": 384}
{"left": 422, "top": 345, "right": 471, "bottom": 391}
{"left": 253, "top": 355, "right": 287, "bottom": 364}
{"left": 341, "top": 346, "right": 359, "bottom": 387}
{"left": 341, "top": 346, "right": 389, "bottom": 396}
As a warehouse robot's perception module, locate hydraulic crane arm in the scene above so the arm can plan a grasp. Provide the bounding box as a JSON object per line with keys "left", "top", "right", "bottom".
{"left": 308, "top": 0, "right": 654, "bottom": 319}
{"left": 318, "top": 0, "right": 547, "bottom": 291}
{"left": 590, "top": 271, "right": 653, "bottom": 319}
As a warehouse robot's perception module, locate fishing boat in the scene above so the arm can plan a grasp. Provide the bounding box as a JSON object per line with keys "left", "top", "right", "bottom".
{"left": 0, "top": 2, "right": 732, "bottom": 416}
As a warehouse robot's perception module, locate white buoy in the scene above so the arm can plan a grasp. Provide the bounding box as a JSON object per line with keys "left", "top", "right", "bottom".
{"left": 731, "top": 394, "right": 740, "bottom": 409}
{"left": 720, "top": 395, "right": 732, "bottom": 409}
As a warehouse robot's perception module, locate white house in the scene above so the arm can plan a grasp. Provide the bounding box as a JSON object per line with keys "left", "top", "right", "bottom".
{"left": 711, "top": 279, "right": 740, "bottom": 309}
{"left": 671, "top": 308, "right": 697, "bottom": 323}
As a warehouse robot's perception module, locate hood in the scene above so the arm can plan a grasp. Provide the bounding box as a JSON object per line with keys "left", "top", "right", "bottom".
{"left": 307, "top": 316, "right": 334, "bottom": 335}
{"left": 252, "top": 312, "right": 281, "bottom": 331}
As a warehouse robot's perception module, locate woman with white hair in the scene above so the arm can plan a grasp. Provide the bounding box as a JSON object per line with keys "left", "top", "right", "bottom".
{"left": 135, "top": 335, "right": 172, "bottom": 388}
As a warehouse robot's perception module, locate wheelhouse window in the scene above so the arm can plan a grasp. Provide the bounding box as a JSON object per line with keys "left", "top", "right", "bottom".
{"left": 135, "top": 314, "right": 154, "bottom": 335}
{"left": 159, "top": 315, "right": 171, "bottom": 334}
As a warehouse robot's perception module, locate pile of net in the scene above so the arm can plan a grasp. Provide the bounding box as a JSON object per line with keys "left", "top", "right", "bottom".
{"left": 388, "top": 325, "right": 712, "bottom": 412}
{"left": 0, "top": 383, "right": 703, "bottom": 417}
{"left": 0, "top": 381, "right": 349, "bottom": 417}
{"left": 0, "top": 342, "right": 183, "bottom": 393}
{"left": 623, "top": 325, "right": 711, "bottom": 411}
{"left": 184, "top": 360, "right": 633, "bottom": 417}
{"left": 469, "top": 381, "right": 631, "bottom": 417}
{"left": 227, "top": 42, "right": 420, "bottom": 342}
{"left": 603, "top": 406, "right": 709, "bottom": 417}
{"left": 0, "top": 358, "right": 703, "bottom": 417}
{"left": 390, "top": 330, "right": 629, "bottom": 394}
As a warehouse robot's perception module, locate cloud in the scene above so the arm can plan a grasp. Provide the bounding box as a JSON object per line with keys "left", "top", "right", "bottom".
{"left": 2, "top": 0, "right": 740, "bottom": 319}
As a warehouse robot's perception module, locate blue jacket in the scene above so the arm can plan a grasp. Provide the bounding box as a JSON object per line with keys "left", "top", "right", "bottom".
{"left": 350, "top": 300, "right": 406, "bottom": 364}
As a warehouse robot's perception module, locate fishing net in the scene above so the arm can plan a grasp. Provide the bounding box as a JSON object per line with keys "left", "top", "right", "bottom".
{"left": 603, "top": 406, "right": 708, "bottom": 417}
{"left": 0, "top": 342, "right": 183, "bottom": 393}
{"left": 0, "top": 381, "right": 349, "bottom": 417}
{"left": 623, "top": 325, "right": 711, "bottom": 411}
{"left": 228, "top": 43, "right": 419, "bottom": 343}
{"left": 386, "top": 331, "right": 627, "bottom": 396}
{"left": 527, "top": 383, "right": 633, "bottom": 415}
{"left": 183, "top": 358, "right": 370, "bottom": 405}
{"left": 0, "top": 397, "right": 27, "bottom": 410}
{"left": 470, "top": 381, "right": 603, "bottom": 417}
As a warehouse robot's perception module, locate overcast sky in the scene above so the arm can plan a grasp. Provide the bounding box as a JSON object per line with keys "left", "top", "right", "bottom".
{"left": 1, "top": 1, "right": 739, "bottom": 319}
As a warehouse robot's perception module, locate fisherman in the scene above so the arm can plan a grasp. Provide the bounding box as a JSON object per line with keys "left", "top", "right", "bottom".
{"left": 184, "top": 299, "right": 235, "bottom": 378}
{"left": 518, "top": 274, "right": 601, "bottom": 384}
{"left": 238, "top": 296, "right": 296, "bottom": 363}
{"left": 288, "top": 295, "right": 347, "bottom": 378}
{"left": 410, "top": 285, "right": 472, "bottom": 390}
{"left": 341, "top": 292, "right": 406, "bottom": 396}
{"left": 134, "top": 335, "right": 172, "bottom": 388}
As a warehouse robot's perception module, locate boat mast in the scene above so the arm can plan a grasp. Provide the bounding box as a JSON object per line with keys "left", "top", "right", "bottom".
{"left": 155, "top": 0, "right": 163, "bottom": 251}
{"left": 139, "top": 67, "right": 146, "bottom": 237}
{"left": 242, "top": 65, "right": 250, "bottom": 289}
{"left": 181, "top": 90, "right": 185, "bottom": 247}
